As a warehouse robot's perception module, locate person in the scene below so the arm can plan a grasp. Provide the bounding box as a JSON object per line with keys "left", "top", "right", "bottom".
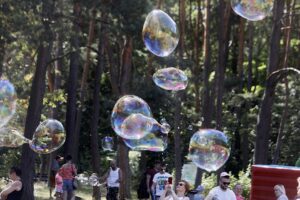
{"left": 0, "top": 167, "right": 23, "bottom": 200}
{"left": 104, "top": 160, "right": 122, "bottom": 200}
{"left": 152, "top": 163, "right": 172, "bottom": 200}
{"left": 147, "top": 162, "right": 162, "bottom": 200}
{"left": 50, "top": 155, "right": 64, "bottom": 198}
{"left": 295, "top": 177, "right": 300, "bottom": 200}
{"left": 159, "top": 180, "right": 190, "bottom": 200}
{"left": 233, "top": 183, "right": 244, "bottom": 200}
{"left": 60, "top": 155, "right": 77, "bottom": 200}
{"left": 274, "top": 184, "right": 288, "bottom": 200}
{"left": 193, "top": 185, "right": 205, "bottom": 200}
{"left": 137, "top": 170, "right": 150, "bottom": 200}
{"left": 204, "top": 172, "right": 235, "bottom": 200}
{"left": 54, "top": 169, "right": 63, "bottom": 200}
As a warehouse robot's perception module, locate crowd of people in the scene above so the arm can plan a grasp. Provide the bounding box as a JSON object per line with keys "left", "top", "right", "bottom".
{"left": 0, "top": 159, "right": 299, "bottom": 200}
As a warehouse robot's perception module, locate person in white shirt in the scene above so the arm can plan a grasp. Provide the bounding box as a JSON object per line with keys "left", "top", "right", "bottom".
{"left": 104, "top": 160, "right": 122, "bottom": 200}
{"left": 152, "top": 163, "right": 172, "bottom": 200}
{"left": 274, "top": 184, "right": 288, "bottom": 200}
{"left": 204, "top": 172, "right": 236, "bottom": 200}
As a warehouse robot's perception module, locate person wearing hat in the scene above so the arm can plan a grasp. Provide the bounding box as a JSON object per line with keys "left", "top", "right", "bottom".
{"left": 204, "top": 172, "right": 235, "bottom": 200}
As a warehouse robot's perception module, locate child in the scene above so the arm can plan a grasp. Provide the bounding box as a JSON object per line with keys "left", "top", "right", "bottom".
{"left": 54, "top": 169, "right": 63, "bottom": 200}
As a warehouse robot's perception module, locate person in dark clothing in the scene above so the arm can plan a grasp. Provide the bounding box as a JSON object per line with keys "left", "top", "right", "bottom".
{"left": 0, "top": 167, "right": 23, "bottom": 200}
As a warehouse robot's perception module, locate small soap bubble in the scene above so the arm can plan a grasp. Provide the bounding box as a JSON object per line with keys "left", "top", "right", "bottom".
{"left": 153, "top": 67, "right": 188, "bottom": 91}
{"left": 189, "top": 129, "right": 230, "bottom": 172}
{"left": 102, "top": 136, "right": 114, "bottom": 151}
{"left": 187, "top": 125, "right": 193, "bottom": 131}
{"left": 142, "top": 9, "right": 179, "bottom": 57}
{"left": 111, "top": 95, "right": 152, "bottom": 139}
{"left": 30, "top": 119, "right": 66, "bottom": 154}
{"left": 231, "top": 0, "right": 273, "bottom": 21}
{"left": 0, "top": 80, "right": 17, "bottom": 128}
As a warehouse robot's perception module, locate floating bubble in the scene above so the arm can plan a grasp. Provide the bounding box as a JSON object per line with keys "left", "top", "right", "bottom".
{"left": 181, "top": 162, "right": 198, "bottom": 186}
{"left": 102, "top": 136, "right": 114, "bottom": 151}
{"left": 123, "top": 132, "right": 168, "bottom": 152}
{"left": 142, "top": 9, "right": 179, "bottom": 57}
{"left": 30, "top": 119, "right": 66, "bottom": 154}
{"left": 231, "top": 0, "right": 273, "bottom": 21}
{"left": 111, "top": 95, "right": 152, "bottom": 139}
{"left": 187, "top": 125, "right": 193, "bottom": 131}
{"left": 0, "top": 80, "right": 17, "bottom": 128}
{"left": 89, "top": 173, "right": 101, "bottom": 186}
{"left": 76, "top": 173, "right": 89, "bottom": 186}
{"left": 153, "top": 67, "right": 188, "bottom": 91}
{"left": 0, "top": 128, "right": 29, "bottom": 147}
{"left": 189, "top": 129, "right": 230, "bottom": 172}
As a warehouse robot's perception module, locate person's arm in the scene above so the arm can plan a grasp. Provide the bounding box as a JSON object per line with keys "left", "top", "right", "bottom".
{"left": 151, "top": 174, "right": 157, "bottom": 193}
{"left": 0, "top": 181, "right": 22, "bottom": 199}
{"left": 159, "top": 186, "right": 169, "bottom": 200}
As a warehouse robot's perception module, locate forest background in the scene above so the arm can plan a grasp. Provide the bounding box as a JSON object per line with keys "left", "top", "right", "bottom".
{"left": 0, "top": 0, "right": 300, "bottom": 199}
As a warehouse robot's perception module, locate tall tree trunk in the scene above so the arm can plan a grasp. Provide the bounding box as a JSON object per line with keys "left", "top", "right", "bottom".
{"left": 254, "top": 0, "right": 284, "bottom": 164}
{"left": 72, "top": 9, "right": 96, "bottom": 163}
{"left": 247, "top": 22, "right": 254, "bottom": 92}
{"left": 179, "top": 0, "right": 185, "bottom": 58}
{"left": 237, "top": 18, "right": 245, "bottom": 90}
{"left": 272, "top": 0, "right": 294, "bottom": 164}
{"left": 215, "top": 0, "right": 231, "bottom": 130}
{"left": 0, "top": 39, "right": 4, "bottom": 77}
{"left": 174, "top": 93, "right": 182, "bottom": 186}
{"left": 65, "top": 2, "right": 81, "bottom": 158}
{"left": 118, "top": 36, "right": 133, "bottom": 200}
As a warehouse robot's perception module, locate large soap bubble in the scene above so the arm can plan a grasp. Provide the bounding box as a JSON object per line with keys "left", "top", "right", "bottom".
{"left": 120, "top": 113, "right": 170, "bottom": 139}
{"left": 142, "top": 9, "right": 179, "bottom": 57}
{"left": 123, "top": 131, "right": 168, "bottom": 152}
{"left": 30, "top": 119, "right": 66, "bottom": 154}
{"left": 102, "top": 136, "right": 114, "bottom": 151}
{"left": 111, "top": 95, "right": 152, "bottom": 139}
{"left": 153, "top": 67, "right": 188, "bottom": 91}
{"left": 0, "top": 128, "right": 29, "bottom": 147}
{"left": 189, "top": 129, "right": 230, "bottom": 172}
{"left": 231, "top": 0, "right": 273, "bottom": 21}
{"left": 0, "top": 80, "right": 17, "bottom": 128}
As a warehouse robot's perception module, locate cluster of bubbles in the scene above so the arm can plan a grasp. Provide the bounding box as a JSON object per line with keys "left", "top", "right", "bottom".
{"left": 189, "top": 129, "right": 230, "bottom": 172}
{"left": 102, "top": 136, "right": 114, "bottom": 151}
{"left": 76, "top": 173, "right": 101, "bottom": 187}
{"left": 111, "top": 95, "right": 170, "bottom": 151}
{"left": 231, "top": 0, "right": 273, "bottom": 21}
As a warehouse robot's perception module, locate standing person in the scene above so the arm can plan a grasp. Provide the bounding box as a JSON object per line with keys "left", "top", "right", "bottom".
{"left": 295, "top": 177, "right": 300, "bottom": 200}
{"left": 0, "top": 167, "right": 23, "bottom": 200}
{"left": 50, "top": 155, "right": 64, "bottom": 198}
{"left": 104, "top": 160, "right": 122, "bottom": 200}
{"left": 147, "top": 162, "right": 161, "bottom": 200}
{"left": 60, "top": 155, "right": 77, "bottom": 200}
{"left": 159, "top": 180, "right": 190, "bottom": 200}
{"left": 204, "top": 172, "right": 236, "bottom": 200}
{"left": 151, "top": 163, "right": 172, "bottom": 200}
{"left": 54, "top": 169, "right": 64, "bottom": 200}
{"left": 233, "top": 183, "right": 244, "bottom": 200}
{"left": 274, "top": 184, "right": 288, "bottom": 200}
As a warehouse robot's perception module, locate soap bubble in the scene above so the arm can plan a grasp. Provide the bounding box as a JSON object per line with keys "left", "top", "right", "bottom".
{"left": 187, "top": 125, "right": 193, "bottom": 131}
{"left": 89, "top": 173, "right": 100, "bottom": 186}
{"left": 30, "top": 119, "right": 66, "bottom": 154}
{"left": 120, "top": 114, "right": 170, "bottom": 140}
{"left": 142, "top": 9, "right": 179, "bottom": 57}
{"left": 0, "top": 128, "right": 29, "bottom": 147}
{"left": 76, "top": 173, "right": 89, "bottom": 186}
{"left": 102, "top": 136, "right": 114, "bottom": 151}
{"left": 0, "top": 80, "right": 17, "bottom": 128}
{"left": 231, "top": 0, "right": 273, "bottom": 21}
{"left": 189, "top": 129, "right": 230, "bottom": 172}
{"left": 153, "top": 67, "right": 188, "bottom": 91}
{"left": 181, "top": 162, "right": 198, "bottom": 185}
{"left": 123, "top": 132, "right": 168, "bottom": 152}
{"left": 111, "top": 95, "right": 152, "bottom": 139}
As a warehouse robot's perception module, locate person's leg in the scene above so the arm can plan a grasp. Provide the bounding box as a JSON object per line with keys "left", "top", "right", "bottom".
{"left": 106, "top": 187, "right": 111, "bottom": 200}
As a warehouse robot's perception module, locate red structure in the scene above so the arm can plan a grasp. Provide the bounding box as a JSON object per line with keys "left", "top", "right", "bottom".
{"left": 250, "top": 165, "right": 300, "bottom": 200}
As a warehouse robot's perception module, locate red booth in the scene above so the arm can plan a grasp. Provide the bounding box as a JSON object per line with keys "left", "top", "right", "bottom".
{"left": 251, "top": 165, "right": 300, "bottom": 200}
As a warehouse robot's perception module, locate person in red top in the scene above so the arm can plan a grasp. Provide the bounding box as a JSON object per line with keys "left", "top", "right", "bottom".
{"left": 60, "top": 155, "right": 77, "bottom": 200}
{"left": 233, "top": 183, "right": 245, "bottom": 200}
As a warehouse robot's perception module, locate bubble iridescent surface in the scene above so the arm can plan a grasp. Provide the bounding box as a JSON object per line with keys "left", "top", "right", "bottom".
{"left": 153, "top": 67, "right": 188, "bottom": 91}
{"left": 142, "top": 9, "right": 179, "bottom": 57}
{"left": 102, "top": 136, "right": 114, "bottom": 151}
{"left": 0, "top": 80, "right": 17, "bottom": 128}
{"left": 30, "top": 119, "right": 66, "bottom": 154}
{"left": 231, "top": 0, "right": 273, "bottom": 21}
{"left": 111, "top": 95, "right": 152, "bottom": 139}
{"left": 123, "top": 132, "right": 168, "bottom": 152}
{"left": 76, "top": 173, "right": 89, "bottom": 186}
{"left": 189, "top": 129, "right": 230, "bottom": 172}
{"left": 89, "top": 173, "right": 100, "bottom": 186}
{"left": 0, "top": 128, "right": 28, "bottom": 147}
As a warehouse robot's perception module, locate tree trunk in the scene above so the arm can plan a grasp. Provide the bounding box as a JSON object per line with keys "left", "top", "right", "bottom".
{"left": 237, "top": 18, "right": 245, "bottom": 90}
{"left": 247, "top": 22, "right": 254, "bottom": 92}
{"left": 174, "top": 93, "right": 182, "bottom": 186}
{"left": 254, "top": 0, "right": 284, "bottom": 164}
{"left": 272, "top": 0, "right": 294, "bottom": 164}
{"left": 179, "top": 0, "right": 185, "bottom": 58}
{"left": 65, "top": 2, "right": 81, "bottom": 158}
{"left": 215, "top": 0, "right": 231, "bottom": 130}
